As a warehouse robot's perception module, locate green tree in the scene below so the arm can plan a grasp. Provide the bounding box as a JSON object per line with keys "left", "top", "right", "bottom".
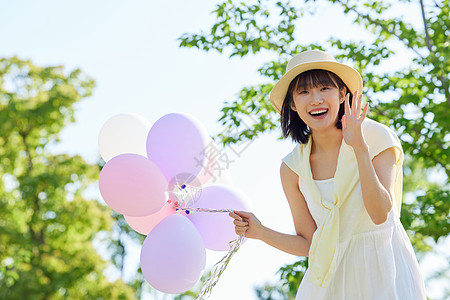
{"left": 0, "top": 57, "right": 136, "bottom": 299}
{"left": 179, "top": 0, "right": 449, "bottom": 298}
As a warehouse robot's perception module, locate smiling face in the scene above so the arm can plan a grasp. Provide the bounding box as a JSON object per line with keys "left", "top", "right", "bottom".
{"left": 289, "top": 70, "right": 348, "bottom": 132}
{"left": 292, "top": 84, "right": 344, "bottom": 132}
{"left": 280, "top": 69, "right": 353, "bottom": 144}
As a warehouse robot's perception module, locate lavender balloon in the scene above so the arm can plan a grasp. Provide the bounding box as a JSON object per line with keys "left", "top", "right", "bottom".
{"left": 146, "top": 113, "right": 211, "bottom": 185}
{"left": 187, "top": 185, "right": 248, "bottom": 251}
{"left": 140, "top": 214, "right": 206, "bottom": 294}
{"left": 99, "top": 153, "right": 168, "bottom": 217}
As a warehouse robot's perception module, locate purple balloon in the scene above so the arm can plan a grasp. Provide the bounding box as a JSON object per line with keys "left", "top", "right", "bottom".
{"left": 140, "top": 214, "right": 206, "bottom": 294}
{"left": 187, "top": 185, "right": 248, "bottom": 251}
{"left": 146, "top": 113, "right": 211, "bottom": 185}
{"left": 99, "top": 153, "right": 168, "bottom": 217}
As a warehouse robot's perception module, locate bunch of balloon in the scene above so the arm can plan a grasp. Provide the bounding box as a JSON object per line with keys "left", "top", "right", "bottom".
{"left": 98, "top": 112, "right": 249, "bottom": 294}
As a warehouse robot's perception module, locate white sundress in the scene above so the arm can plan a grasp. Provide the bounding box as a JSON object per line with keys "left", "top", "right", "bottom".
{"left": 295, "top": 177, "right": 427, "bottom": 300}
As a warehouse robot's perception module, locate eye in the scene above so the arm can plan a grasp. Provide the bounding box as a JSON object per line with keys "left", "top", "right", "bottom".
{"left": 298, "top": 90, "right": 308, "bottom": 95}
{"left": 321, "top": 86, "right": 330, "bottom": 91}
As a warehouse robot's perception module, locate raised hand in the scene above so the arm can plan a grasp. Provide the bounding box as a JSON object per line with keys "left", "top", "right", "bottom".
{"left": 342, "top": 90, "right": 369, "bottom": 150}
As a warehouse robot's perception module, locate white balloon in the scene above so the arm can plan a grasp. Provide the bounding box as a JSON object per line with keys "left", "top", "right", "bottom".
{"left": 98, "top": 113, "right": 151, "bottom": 162}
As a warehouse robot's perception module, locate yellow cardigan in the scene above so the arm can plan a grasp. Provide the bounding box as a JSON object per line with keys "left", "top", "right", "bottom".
{"left": 282, "top": 118, "right": 404, "bottom": 287}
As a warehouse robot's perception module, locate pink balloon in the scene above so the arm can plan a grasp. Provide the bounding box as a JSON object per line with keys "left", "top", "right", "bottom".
{"left": 99, "top": 153, "right": 168, "bottom": 217}
{"left": 146, "top": 113, "right": 211, "bottom": 185}
{"left": 124, "top": 202, "right": 176, "bottom": 235}
{"left": 187, "top": 185, "right": 248, "bottom": 251}
{"left": 140, "top": 214, "right": 206, "bottom": 294}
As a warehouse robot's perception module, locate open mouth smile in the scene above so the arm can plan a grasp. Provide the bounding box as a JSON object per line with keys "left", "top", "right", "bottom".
{"left": 309, "top": 108, "right": 328, "bottom": 119}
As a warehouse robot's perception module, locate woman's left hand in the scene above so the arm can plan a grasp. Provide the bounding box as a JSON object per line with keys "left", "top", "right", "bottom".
{"left": 342, "top": 90, "right": 369, "bottom": 150}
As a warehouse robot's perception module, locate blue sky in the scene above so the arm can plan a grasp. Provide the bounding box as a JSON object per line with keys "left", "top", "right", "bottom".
{"left": 1, "top": 0, "right": 445, "bottom": 299}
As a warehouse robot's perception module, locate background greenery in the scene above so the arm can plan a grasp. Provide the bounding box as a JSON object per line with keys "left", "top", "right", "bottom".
{"left": 0, "top": 58, "right": 137, "bottom": 299}
{"left": 1, "top": 0, "right": 448, "bottom": 299}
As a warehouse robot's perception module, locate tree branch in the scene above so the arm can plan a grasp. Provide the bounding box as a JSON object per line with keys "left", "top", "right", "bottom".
{"left": 419, "top": 0, "right": 433, "bottom": 52}
{"left": 341, "top": 0, "right": 450, "bottom": 107}
{"left": 433, "top": 0, "right": 443, "bottom": 8}
{"left": 19, "top": 131, "right": 33, "bottom": 174}
{"left": 20, "top": 132, "right": 45, "bottom": 246}
{"left": 119, "top": 233, "right": 126, "bottom": 278}
{"left": 337, "top": 0, "right": 424, "bottom": 59}
{"left": 419, "top": 0, "right": 449, "bottom": 106}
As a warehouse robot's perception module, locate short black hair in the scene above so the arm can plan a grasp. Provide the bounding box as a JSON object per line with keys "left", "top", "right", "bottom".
{"left": 280, "top": 69, "right": 353, "bottom": 144}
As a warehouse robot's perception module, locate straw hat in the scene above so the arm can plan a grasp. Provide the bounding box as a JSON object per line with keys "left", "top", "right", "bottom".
{"left": 269, "top": 50, "right": 363, "bottom": 114}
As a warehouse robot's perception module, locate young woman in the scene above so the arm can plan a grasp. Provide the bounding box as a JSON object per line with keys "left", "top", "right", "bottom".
{"left": 229, "top": 50, "right": 426, "bottom": 299}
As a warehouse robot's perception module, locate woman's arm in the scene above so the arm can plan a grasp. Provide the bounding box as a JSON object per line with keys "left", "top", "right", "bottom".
{"left": 229, "top": 162, "right": 317, "bottom": 257}
{"left": 353, "top": 145, "right": 397, "bottom": 225}
{"left": 342, "top": 90, "right": 397, "bottom": 225}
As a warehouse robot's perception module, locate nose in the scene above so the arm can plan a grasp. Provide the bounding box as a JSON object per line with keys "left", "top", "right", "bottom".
{"left": 311, "top": 90, "right": 323, "bottom": 105}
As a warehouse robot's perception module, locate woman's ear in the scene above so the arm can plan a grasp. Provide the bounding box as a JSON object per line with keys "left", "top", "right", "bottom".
{"left": 290, "top": 101, "right": 297, "bottom": 112}
{"left": 339, "top": 87, "right": 348, "bottom": 104}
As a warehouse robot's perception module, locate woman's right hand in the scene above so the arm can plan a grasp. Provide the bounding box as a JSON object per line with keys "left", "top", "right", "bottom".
{"left": 229, "top": 210, "right": 264, "bottom": 240}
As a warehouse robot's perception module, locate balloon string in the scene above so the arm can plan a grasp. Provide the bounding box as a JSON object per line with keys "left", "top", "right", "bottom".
{"left": 169, "top": 202, "right": 244, "bottom": 299}
{"left": 169, "top": 182, "right": 243, "bottom": 299}
{"left": 196, "top": 234, "right": 245, "bottom": 300}
{"left": 175, "top": 206, "right": 234, "bottom": 214}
